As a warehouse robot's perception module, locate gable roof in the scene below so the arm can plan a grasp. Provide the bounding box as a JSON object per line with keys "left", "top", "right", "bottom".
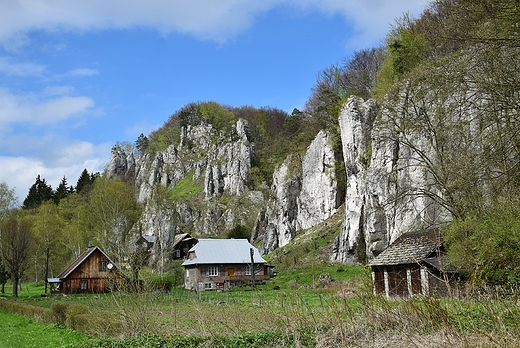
{"left": 140, "top": 235, "right": 156, "bottom": 244}
{"left": 173, "top": 233, "right": 196, "bottom": 247}
{"left": 369, "top": 229, "right": 442, "bottom": 267}
{"left": 181, "top": 239, "right": 266, "bottom": 266}
{"left": 57, "top": 246, "right": 117, "bottom": 279}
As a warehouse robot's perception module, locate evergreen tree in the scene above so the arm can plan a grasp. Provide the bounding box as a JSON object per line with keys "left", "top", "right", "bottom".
{"left": 54, "top": 176, "right": 71, "bottom": 205}
{"left": 22, "top": 175, "right": 53, "bottom": 210}
{"left": 135, "top": 133, "right": 149, "bottom": 155}
{"left": 75, "top": 169, "right": 98, "bottom": 195}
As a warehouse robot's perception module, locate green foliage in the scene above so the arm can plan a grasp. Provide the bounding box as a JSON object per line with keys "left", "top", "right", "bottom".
{"left": 23, "top": 175, "right": 54, "bottom": 210}
{"left": 169, "top": 176, "right": 202, "bottom": 200}
{"left": 135, "top": 133, "right": 149, "bottom": 155}
{"left": 66, "top": 304, "right": 89, "bottom": 330}
{"left": 445, "top": 202, "right": 520, "bottom": 285}
{"left": 0, "top": 310, "right": 88, "bottom": 347}
{"left": 51, "top": 302, "right": 69, "bottom": 325}
{"left": 226, "top": 224, "right": 251, "bottom": 241}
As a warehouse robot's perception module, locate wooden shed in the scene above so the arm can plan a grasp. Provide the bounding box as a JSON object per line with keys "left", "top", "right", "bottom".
{"left": 369, "top": 229, "right": 461, "bottom": 299}
{"left": 48, "top": 246, "right": 124, "bottom": 294}
{"left": 173, "top": 233, "right": 198, "bottom": 259}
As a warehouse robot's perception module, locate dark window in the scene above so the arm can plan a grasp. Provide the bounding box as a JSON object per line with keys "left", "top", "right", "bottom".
{"left": 80, "top": 280, "right": 88, "bottom": 290}
{"left": 99, "top": 261, "right": 107, "bottom": 272}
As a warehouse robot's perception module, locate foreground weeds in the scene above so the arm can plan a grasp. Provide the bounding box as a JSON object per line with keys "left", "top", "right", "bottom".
{"left": 4, "top": 277, "right": 520, "bottom": 347}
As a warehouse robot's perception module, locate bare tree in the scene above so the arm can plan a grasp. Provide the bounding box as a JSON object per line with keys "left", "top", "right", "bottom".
{"left": 1, "top": 215, "right": 33, "bottom": 297}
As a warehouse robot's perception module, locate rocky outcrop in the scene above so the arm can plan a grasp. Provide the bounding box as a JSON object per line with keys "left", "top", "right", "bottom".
{"left": 107, "top": 119, "right": 264, "bottom": 268}
{"left": 255, "top": 130, "right": 341, "bottom": 254}
{"left": 331, "top": 96, "right": 451, "bottom": 263}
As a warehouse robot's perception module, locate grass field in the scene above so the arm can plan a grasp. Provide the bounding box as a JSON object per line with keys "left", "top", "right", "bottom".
{"left": 0, "top": 310, "right": 88, "bottom": 347}
{"left": 1, "top": 264, "right": 520, "bottom": 347}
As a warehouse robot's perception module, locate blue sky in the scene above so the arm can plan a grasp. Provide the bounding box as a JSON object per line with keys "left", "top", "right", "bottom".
{"left": 0, "top": 0, "right": 429, "bottom": 204}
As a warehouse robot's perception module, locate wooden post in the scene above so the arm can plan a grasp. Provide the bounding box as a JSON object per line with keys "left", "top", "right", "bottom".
{"left": 250, "top": 248, "right": 256, "bottom": 290}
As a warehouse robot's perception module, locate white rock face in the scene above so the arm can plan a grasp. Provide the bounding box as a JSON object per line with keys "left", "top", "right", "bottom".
{"left": 257, "top": 130, "right": 340, "bottom": 254}
{"left": 106, "top": 119, "right": 263, "bottom": 251}
{"left": 297, "top": 130, "right": 338, "bottom": 230}
{"left": 257, "top": 156, "right": 301, "bottom": 253}
{"left": 331, "top": 96, "right": 451, "bottom": 263}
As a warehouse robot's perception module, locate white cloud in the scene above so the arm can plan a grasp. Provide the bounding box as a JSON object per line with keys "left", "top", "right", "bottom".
{"left": 0, "top": 56, "right": 46, "bottom": 76}
{"left": 0, "top": 141, "right": 110, "bottom": 206}
{"left": 0, "top": 0, "right": 429, "bottom": 47}
{"left": 68, "top": 68, "right": 99, "bottom": 76}
{"left": 0, "top": 87, "right": 95, "bottom": 125}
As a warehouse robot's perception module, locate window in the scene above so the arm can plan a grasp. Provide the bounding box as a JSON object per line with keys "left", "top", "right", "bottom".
{"left": 204, "top": 283, "right": 212, "bottom": 290}
{"left": 245, "top": 265, "right": 251, "bottom": 275}
{"left": 99, "top": 261, "right": 107, "bottom": 272}
{"left": 208, "top": 266, "right": 218, "bottom": 276}
{"left": 80, "top": 280, "right": 88, "bottom": 290}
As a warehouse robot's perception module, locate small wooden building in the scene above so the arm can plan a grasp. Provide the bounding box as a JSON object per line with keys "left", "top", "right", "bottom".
{"left": 369, "top": 229, "right": 461, "bottom": 299}
{"left": 182, "top": 239, "right": 270, "bottom": 291}
{"left": 48, "top": 246, "right": 123, "bottom": 294}
{"left": 173, "top": 233, "right": 198, "bottom": 259}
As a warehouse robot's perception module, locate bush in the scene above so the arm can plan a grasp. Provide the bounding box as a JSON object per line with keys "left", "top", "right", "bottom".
{"left": 0, "top": 298, "right": 51, "bottom": 323}
{"left": 66, "top": 303, "right": 89, "bottom": 330}
{"left": 147, "top": 279, "right": 173, "bottom": 292}
{"left": 51, "top": 302, "right": 69, "bottom": 325}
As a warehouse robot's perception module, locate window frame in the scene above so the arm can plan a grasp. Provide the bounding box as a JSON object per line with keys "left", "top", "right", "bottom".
{"left": 207, "top": 266, "right": 218, "bottom": 277}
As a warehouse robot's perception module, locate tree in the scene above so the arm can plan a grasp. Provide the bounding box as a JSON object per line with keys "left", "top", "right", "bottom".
{"left": 0, "top": 181, "right": 17, "bottom": 222}
{"left": 226, "top": 224, "right": 251, "bottom": 241}
{"left": 23, "top": 175, "right": 53, "bottom": 210}
{"left": 54, "top": 176, "right": 73, "bottom": 205}
{"left": 83, "top": 175, "right": 141, "bottom": 260}
{"left": 75, "top": 169, "right": 98, "bottom": 195}
{"left": 0, "top": 214, "right": 33, "bottom": 297}
{"left": 135, "top": 133, "right": 149, "bottom": 156}
{"left": 445, "top": 202, "right": 520, "bottom": 285}
{"left": 0, "top": 259, "right": 9, "bottom": 293}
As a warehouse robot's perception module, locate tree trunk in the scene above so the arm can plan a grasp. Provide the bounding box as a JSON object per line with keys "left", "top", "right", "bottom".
{"left": 11, "top": 275, "right": 18, "bottom": 297}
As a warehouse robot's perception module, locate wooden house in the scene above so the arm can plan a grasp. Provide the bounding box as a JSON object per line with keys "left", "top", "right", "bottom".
{"left": 136, "top": 235, "right": 155, "bottom": 253}
{"left": 173, "top": 233, "right": 198, "bottom": 259}
{"left": 369, "top": 229, "right": 461, "bottom": 299}
{"left": 182, "top": 239, "right": 270, "bottom": 291}
{"left": 48, "top": 246, "right": 124, "bottom": 294}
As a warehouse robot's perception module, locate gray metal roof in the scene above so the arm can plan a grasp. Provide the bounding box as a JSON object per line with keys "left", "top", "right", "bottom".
{"left": 369, "top": 229, "right": 442, "bottom": 267}
{"left": 181, "top": 239, "right": 266, "bottom": 266}
{"left": 142, "top": 235, "right": 156, "bottom": 243}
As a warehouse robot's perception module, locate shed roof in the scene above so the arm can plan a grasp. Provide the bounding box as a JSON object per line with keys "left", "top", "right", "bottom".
{"left": 181, "top": 239, "right": 266, "bottom": 266}
{"left": 56, "top": 246, "right": 118, "bottom": 279}
{"left": 369, "top": 229, "right": 442, "bottom": 267}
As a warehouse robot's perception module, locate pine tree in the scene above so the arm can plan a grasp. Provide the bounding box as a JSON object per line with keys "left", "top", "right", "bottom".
{"left": 22, "top": 175, "right": 53, "bottom": 209}
{"left": 54, "top": 176, "right": 71, "bottom": 204}
{"left": 75, "top": 169, "right": 100, "bottom": 195}
{"left": 135, "top": 133, "right": 149, "bottom": 156}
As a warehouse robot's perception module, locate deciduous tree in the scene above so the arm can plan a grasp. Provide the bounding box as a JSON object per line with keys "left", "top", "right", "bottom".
{"left": 0, "top": 214, "right": 33, "bottom": 297}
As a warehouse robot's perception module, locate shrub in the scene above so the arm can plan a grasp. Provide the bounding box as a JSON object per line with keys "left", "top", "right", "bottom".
{"left": 0, "top": 299, "right": 51, "bottom": 323}
{"left": 66, "top": 303, "right": 89, "bottom": 330}
{"left": 51, "top": 302, "right": 69, "bottom": 325}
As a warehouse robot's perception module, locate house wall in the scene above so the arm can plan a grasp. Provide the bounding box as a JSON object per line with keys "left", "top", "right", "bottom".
{"left": 184, "top": 263, "right": 270, "bottom": 290}
{"left": 372, "top": 265, "right": 457, "bottom": 299}
{"left": 61, "top": 250, "right": 118, "bottom": 294}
